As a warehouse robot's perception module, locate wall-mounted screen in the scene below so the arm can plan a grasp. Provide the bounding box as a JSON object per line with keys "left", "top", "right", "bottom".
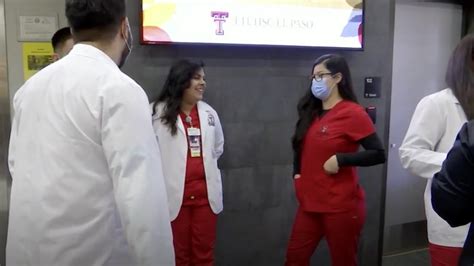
{"left": 141, "top": 0, "right": 364, "bottom": 48}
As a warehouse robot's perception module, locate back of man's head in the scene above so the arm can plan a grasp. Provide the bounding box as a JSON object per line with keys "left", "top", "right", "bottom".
{"left": 52, "top": 27, "right": 72, "bottom": 51}
{"left": 51, "top": 27, "right": 74, "bottom": 60}
{"left": 66, "top": 0, "right": 126, "bottom": 42}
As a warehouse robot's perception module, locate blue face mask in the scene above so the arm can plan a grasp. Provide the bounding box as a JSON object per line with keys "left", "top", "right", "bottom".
{"left": 311, "top": 78, "right": 331, "bottom": 101}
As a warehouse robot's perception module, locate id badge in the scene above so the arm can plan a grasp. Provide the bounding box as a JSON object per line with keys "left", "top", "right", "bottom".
{"left": 187, "top": 127, "right": 201, "bottom": 157}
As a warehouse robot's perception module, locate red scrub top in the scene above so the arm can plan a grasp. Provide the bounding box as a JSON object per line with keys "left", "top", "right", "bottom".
{"left": 179, "top": 105, "right": 208, "bottom": 206}
{"left": 295, "top": 100, "right": 375, "bottom": 213}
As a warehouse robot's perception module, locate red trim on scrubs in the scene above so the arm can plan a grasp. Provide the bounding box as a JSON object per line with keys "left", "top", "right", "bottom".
{"left": 429, "top": 243, "right": 462, "bottom": 266}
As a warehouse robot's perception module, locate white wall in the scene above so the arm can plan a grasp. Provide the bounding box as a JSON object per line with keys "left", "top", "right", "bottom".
{"left": 386, "top": 1, "right": 462, "bottom": 226}
{"left": 383, "top": 1, "right": 462, "bottom": 254}
{"left": 5, "top": 0, "right": 66, "bottom": 105}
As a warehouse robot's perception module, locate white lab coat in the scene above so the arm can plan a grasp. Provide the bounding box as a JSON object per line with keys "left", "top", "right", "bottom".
{"left": 151, "top": 101, "right": 224, "bottom": 221}
{"left": 399, "top": 88, "right": 469, "bottom": 247}
{"left": 7, "top": 44, "right": 175, "bottom": 266}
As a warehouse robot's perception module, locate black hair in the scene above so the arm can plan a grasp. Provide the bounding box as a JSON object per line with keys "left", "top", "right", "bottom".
{"left": 65, "top": 0, "right": 126, "bottom": 42}
{"left": 152, "top": 60, "right": 205, "bottom": 136}
{"left": 51, "top": 27, "right": 72, "bottom": 52}
{"left": 446, "top": 34, "right": 474, "bottom": 120}
{"left": 292, "top": 54, "right": 358, "bottom": 153}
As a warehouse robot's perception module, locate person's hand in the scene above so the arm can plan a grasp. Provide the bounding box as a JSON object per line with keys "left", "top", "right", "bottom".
{"left": 323, "top": 155, "right": 339, "bottom": 175}
{"left": 294, "top": 174, "right": 301, "bottom": 180}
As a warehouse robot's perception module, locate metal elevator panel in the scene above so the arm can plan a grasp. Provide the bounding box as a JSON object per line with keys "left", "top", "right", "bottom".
{"left": 0, "top": 0, "right": 10, "bottom": 264}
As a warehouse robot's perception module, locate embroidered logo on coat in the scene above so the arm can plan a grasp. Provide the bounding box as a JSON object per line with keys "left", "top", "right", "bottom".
{"left": 207, "top": 111, "right": 216, "bottom": 126}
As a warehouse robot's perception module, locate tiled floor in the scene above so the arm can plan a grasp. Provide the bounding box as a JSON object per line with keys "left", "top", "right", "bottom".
{"left": 382, "top": 248, "right": 430, "bottom": 266}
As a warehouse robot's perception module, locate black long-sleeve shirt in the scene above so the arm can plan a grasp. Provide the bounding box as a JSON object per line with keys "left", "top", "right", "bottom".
{"left": 432, "top": 121, "right": 474, "bottom": 266}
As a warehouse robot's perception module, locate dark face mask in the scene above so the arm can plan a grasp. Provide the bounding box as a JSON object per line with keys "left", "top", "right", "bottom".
{"left": 118, "top": 23, "right": 133, "bottom": 69}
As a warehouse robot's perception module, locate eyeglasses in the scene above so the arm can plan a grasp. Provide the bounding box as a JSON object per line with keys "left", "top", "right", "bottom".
{"left": 310, "top": 72, "right": 333, "bottom": 82}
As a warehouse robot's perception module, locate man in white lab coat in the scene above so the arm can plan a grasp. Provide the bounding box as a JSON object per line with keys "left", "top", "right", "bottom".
{"left": 6, "top": 0, "right": 175, "bottom": 265}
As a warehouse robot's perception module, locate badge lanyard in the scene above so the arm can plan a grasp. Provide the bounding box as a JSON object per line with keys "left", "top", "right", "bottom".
{"left": 185, "top": 115, "right": 201, "bottom": 158}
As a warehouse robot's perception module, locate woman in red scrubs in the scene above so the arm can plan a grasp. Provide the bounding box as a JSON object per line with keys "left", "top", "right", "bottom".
{"left": 285, "top": 54, "right": 386, "bottom": 266}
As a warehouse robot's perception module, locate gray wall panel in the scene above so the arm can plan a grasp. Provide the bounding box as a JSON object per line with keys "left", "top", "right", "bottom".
{"left": 0, "top": 0, "right": 9, "bottom": 264}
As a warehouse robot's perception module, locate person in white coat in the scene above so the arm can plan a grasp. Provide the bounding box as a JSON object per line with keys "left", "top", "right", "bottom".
{"left": 151, "top": 60, "right": 224, "bottom": 266}
{"left": 399, "top": 34, "right": 474, "bottom": 266}
{"left": 6, "top": 0, "right": 174, "bottom": 265}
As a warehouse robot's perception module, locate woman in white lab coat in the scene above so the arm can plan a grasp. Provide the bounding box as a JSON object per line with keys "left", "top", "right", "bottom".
{"left": 151, "top": 60, "right": 224, "bottom": 266}
{"left": 399, "top": 34, "right": 474, "bottom": 266}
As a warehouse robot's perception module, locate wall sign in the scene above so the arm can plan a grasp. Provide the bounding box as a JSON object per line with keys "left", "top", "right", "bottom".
{"left": 18, "top": 15, "right": 58, "bottom": 42}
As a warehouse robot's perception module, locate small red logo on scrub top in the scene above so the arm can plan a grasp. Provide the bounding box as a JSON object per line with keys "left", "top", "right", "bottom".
{"left": 211, "top": 11, "right": 229, "bottom": 36}
{"left": 320, "top": 126, "right": 329, "bottom": 135}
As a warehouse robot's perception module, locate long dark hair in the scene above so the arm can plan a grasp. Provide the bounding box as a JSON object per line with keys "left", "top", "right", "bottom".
{"left": 151, "top": 59, "right": 204, "bottom": 135}
{"left": 446, "top": 34, "right": 474, "bottom": 120}
{"left": 291, "top": 54, "right": 358, "bottom": 153}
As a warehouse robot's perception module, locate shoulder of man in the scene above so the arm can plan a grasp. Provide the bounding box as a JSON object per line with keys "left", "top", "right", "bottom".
{"left": 101, "top": 69, "right": 147, "bottom": 98}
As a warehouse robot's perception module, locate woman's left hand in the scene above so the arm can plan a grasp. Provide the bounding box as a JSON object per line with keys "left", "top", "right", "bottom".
{"left": 323, "top": 155, "right": 339, "bottom": 175}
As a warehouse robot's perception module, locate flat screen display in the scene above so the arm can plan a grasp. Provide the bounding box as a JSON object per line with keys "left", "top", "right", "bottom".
{"left": 141, "top": 0, "right": 364, "bottom": 48}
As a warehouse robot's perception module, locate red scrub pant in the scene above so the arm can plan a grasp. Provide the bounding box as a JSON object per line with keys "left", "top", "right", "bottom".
{"left": 429, "top": 243, "right": 462, "bottom": 266}
{"left": 171, "top": 204, "right": 217, "bottom": 266}
{"left": 285, "top": 200, "right": 366, "bottom": 266}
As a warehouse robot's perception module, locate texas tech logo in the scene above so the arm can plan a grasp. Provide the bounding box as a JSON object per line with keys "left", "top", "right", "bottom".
{"left": 211, "top": 11, "right": 229, "bottom": 36}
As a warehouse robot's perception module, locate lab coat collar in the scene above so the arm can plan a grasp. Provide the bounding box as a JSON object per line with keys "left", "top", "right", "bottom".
{"left": 446, "top": 88, "right": 460, "bottom": 105}
{"left": 176, "top": 102, "right": 208, "bottom": 141}
{"left": 69, "top": 44, "right": 118, "bottom": 69}
{"left": 154, "top": 101, "right": 209, "bottom": 139}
